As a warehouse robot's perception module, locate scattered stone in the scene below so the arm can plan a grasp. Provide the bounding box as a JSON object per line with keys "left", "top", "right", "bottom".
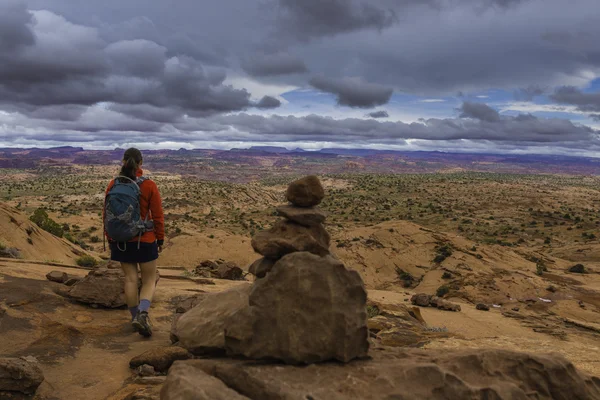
{"left": 569, "top": 264, "right": 586, "bottom": 274}
{"left": 0, "top": 358, "right": 44, "bottom": 395}
{"left": 46, "top": 271, "right": 69, "bottom": 284}
{"left": 225, "top": 252, "right": 369, "bottom": 364}
{"left": 194, "top": 260, "right": 245, "bottom": 280}
{"left": 251, "top": 220, "right": 330, "bottom": 259}
{"left": 546, "top": 285, "right": 557, "bottom": 293}
{"left": 247, "top": 257, "right": 276, "bottom": 278}
{"left": 430, "top": 296, "right": 461, "bottom": 312}
{"left": 161, "top": 361, "right": 250, "bottom": 400}
{"left": 476, "top": 303, "right": 490, "bottom": 311}
{"left": 285, "top": 175, "right": 325, "bottom": 207}
{"left": 130, "top": 347, "right": 192, "bottom": 373}
{"left": 410, "top": 293, "right": 432, "bottom": 307}
{"left": 512, "top": 307, "right": 520, "bottom": 312}
{"left": 136, "top": 364, "right": 156, "bottom": 377}
{"left": 275, "top": 205, "right": 328, "bottom": 226}
{"left": 174, "top": 285, "right": 251, "bottom": 355}
{"left": 164, "top": 347, "right": 600, "bottom": 400}
{"left": 579, "top": 300, "right": 585, "bottom": 308}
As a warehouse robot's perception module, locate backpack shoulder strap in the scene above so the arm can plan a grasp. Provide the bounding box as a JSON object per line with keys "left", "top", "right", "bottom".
{"left": 136, "top": 176, "right": 149, "bottom": 186}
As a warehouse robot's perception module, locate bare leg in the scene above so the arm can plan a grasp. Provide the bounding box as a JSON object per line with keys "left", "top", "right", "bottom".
{"left": 121, "top": 262, "right": 139, "bottom": 308}
{"left": 139, "top": 259, "right": 157, "bottom": 305}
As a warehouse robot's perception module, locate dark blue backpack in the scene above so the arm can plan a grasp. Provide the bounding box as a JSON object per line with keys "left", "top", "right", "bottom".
{"left": 104, "top": 176, "right": 153, "bottom": 249}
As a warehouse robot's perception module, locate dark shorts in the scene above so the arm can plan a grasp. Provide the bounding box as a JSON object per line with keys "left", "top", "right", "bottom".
{"left": 110, "top": 241, "right": 159, "bottom": 264}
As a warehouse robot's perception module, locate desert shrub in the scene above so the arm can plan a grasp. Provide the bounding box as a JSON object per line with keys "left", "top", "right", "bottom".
{"left": 433, "top": 244, "right": 453, "bottom": 264}
{"left": 442, "top": 271, "right": 452, "bottom": 279}
{"left": 29, "top": 208, "right": 64, "bottom": 238}
{"left": 27, "top": 238, "right": 33, "bottom": 245}
{"left": 367, "top": 305, "right": 380, "bottom": 319}
{"left": 0, "top": 243, "right": 21, "bottom": 259}
{"left": 535, "top": 261, "right": 548, "bottom": 276}
{"left": 436, "top": 285, "right": 450, "bottom": 297}
{"left": 90, "top": 236, "right": 100, "bottom": 243}
{"left": 25, "top": 226, "right": 34, "bottom": 236}
{"left": 76, "top": 255, "right": 97, "bottom": 268}
{"left": 569, "top": 264, "right": 585, "bottom": 273}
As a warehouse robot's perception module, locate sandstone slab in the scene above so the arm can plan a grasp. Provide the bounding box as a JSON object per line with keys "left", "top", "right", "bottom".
{"left": 176, "top": 346, "right": 600, "bottom": 400}
{"left": 46, "top": 271, "right": 69, "bottom": 284}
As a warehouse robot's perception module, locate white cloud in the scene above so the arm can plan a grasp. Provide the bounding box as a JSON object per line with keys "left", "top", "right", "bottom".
{"left": 419, "top": 99, "right": 446, "bottom": 103}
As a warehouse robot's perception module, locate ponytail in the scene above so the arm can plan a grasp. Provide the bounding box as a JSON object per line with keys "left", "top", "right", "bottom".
{"left": 119, "top": 147, "right": 143, "bottom": 181}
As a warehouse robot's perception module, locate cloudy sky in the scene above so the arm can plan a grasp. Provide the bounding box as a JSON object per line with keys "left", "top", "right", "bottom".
{"left": 1, "top": 0, "right": 600, "bottom": 155}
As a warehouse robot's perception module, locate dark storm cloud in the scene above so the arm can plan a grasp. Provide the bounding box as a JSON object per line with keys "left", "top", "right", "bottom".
{"left": 458, "top": 102, "right": 501, "bottom": 122}
{"left": 255, "top": 96, "right": 282, "bottom": 109}
{"left": 310, "top": 76, "right": 393, "bottom": 108}
{"left": 367, "top": 111, "right": 389, "bottom": 118}
{"left": 550, "top": 86, "right": 600, "bottom": 112}
{"left": 0, "top": 0, "right": 35, "bottom": 51}
{"left": 241, "top": 53, "right": 308, "bottom": 77}
{"left": 0, "top": 3, "right": 275, "bottom": 120}
{"left": 514, "top": 85, "right": 547, "bottom": 101}
{"left": 276, "top": 0, "right": 398, "bottom": 40}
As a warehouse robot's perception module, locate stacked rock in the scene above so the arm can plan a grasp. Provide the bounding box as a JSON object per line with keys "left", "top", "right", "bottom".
{"left": 248, "top": 175, "right": 330, "bottom": 278}
{"left": 224, "top": 175, "right": 369, "bottom": 364}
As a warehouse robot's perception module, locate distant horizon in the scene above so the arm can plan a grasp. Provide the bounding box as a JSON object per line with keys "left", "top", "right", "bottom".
{"left": 2, "top": 144, "right": 600, "bottom": 159}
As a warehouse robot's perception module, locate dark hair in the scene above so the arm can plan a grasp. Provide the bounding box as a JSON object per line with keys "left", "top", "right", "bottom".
{"left": 120, "top": 148, "right": 143, "bottom": 181}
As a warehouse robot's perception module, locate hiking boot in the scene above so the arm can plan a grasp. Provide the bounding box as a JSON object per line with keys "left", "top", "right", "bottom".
{"left": 132, "top": 311, "right": 152, "bottom": 337}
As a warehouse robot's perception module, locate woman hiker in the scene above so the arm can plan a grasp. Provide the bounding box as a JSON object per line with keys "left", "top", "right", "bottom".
{"left": 103, "top": 148, "right": 165, "bottom": 337}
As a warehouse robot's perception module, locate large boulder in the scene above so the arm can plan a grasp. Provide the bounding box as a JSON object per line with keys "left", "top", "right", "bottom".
{"left": 225, "top": 252, "right": 369, "bottom": 364}
{"left": 286, "top": 175, "right": 325, "bottom": 207}
{"left": 67, "top": 268, "right": 161, "bottom": 308}
{"left": 0, "top": 358, "right": 44, "bottom": 395}
{"left": 161, "top": 362, "right": 250, "bottom": 400}
{"left": 173, "top": 285, "right": 251, "bottom": 355}
{"left": 251, "top": 220, "right": 330, "bottom": 259}
{"left": 195, "top": 260, "right": 245, "bottom": 280}
{"left": 275, "top": 205, "right": 328, "bottom": 227}
{"left": 165, "top": 347, "right": 600, "bottom": 400}
{"left": 129, "top": 347, "right": 192, "bottom": 373}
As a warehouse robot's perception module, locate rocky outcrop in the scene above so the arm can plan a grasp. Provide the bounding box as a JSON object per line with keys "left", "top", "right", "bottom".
{"left": 173, "top": 285, "right": 251, "bottom": 355}
{"left": 0, "top": 358, "right": 44, "bottom": 395}
{"left": 160, "top": 362, "right": 250, "bottom": 400}
{"left": 163, "top": 347, "right": 600, "bottom": 400}
{"left": 225, "top": 252, "right": 369, "bottom": 364}
{"left": 285, "top": 175, "right": 325, "bottom": 207}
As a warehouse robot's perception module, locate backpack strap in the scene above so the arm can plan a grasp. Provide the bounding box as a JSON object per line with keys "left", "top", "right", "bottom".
{"left": 136, "top": 176, "right": 148, "bottom": 186}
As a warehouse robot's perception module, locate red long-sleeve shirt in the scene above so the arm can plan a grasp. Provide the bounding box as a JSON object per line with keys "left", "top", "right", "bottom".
{"left": 104, "top": 168, "right": 165, "bottom": 244}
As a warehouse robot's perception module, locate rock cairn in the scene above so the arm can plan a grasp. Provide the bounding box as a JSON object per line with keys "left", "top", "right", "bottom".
{"left": 173, "top": 175, "right": 369, "bottom": 365}
{"left": 224, "top": 175, "right": 369, "bottom": 364}
{"left": 249, "top": 175, "right": 330, "bottom": 278}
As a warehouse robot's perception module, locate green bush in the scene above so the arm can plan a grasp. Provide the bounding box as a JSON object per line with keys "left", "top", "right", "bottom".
{"left": 436, "top": 285, "right": 450, "bottom": 297}
{"left": 29, "top": 208, "right": 64, "bottom": 238}
{"left": 76, "top": 255, "right": 97, "bottom": 268}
